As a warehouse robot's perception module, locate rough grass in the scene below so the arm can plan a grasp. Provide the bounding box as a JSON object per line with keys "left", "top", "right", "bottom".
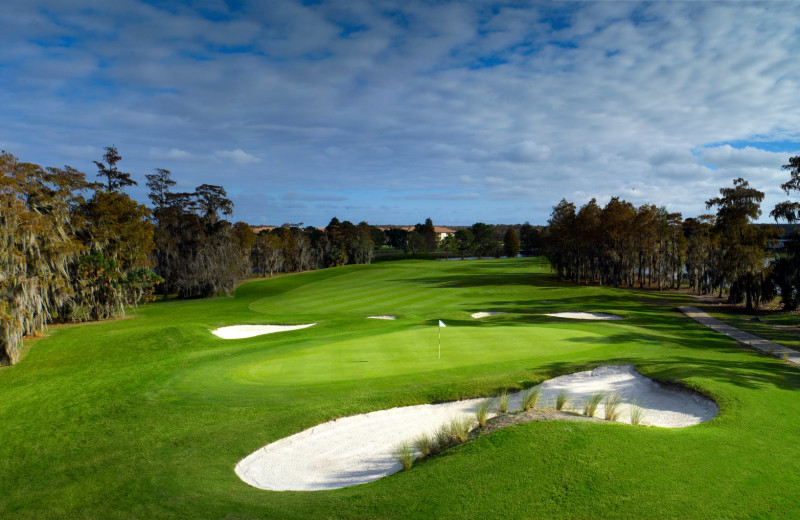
{"left": 3, "top": 258, "right": 800, "bottom": 519}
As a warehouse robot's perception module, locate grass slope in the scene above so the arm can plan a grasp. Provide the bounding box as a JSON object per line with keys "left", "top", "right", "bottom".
{"left": 1, "top": 258, "right": 800, "bottom": 519}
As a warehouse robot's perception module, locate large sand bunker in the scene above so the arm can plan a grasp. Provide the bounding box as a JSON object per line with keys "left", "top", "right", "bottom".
{"left": 211, "top": 324, "right": 315, "bottom": 339}
{"left": 366, "top": 315, "right": 396, "bottom": 320}
{"left": 545, "top": 312, "right": 623, "bottom": 320}
{"left": 235, "top": 365, "right": 717, "bottom": 491}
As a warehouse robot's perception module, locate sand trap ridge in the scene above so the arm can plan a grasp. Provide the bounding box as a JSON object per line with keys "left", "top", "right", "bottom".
{"left": 211, "top": 324, "right": 315, "bottom": 339}
{"left": 471, "top": 311, "right": 507, "bottom": 319}
{"left": 545, "top": 311, "right": 623, "bottom": 320}
{"left": 235, "top": 365, "right": 717, "bottom": 491}
{"left": 366, "top": 315, "right": 396, "bottom": 320}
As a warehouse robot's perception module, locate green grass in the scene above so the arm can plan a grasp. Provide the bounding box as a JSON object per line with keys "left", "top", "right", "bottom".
{"left": 2, "top": 257, "right": 800, "bottom": 519}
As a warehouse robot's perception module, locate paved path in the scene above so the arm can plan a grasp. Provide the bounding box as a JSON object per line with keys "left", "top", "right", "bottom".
{"left": 680, "top": 306, "right": 800, "bottom": 366}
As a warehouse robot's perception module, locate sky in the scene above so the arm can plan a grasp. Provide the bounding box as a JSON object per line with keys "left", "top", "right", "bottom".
{"left": 1, "top": 0, "right": 799, "bottom": 227}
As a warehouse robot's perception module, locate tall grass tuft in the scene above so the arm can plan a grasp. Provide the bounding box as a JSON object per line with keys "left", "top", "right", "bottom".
{"left": 412, "top": 432, "right": 435, "bottom": 458}
{"left": 449, "top": 416, "right": 473, "bottom": 443}
{"left": 393, "top": 442, "right": 414, "bottom": 470}
{"left": 583, "top": 393, "right": 603, "bottom": 417}
{"left": 497, "top": 391, "right": 509, "bottom": 414}
{"left": 433, "top": 423, "right": 453, "bottom": 452}
{"left": 521, "top": 386, "right": 542, "bottom": 411}
{"left": 555, "top": 390, "right": 569, "bottom": 411}
{"left": 604, "top": 394, "right": 622, "bottom": 421}
{"left": 629, "top": 401, "right": 645, "bottom": 425}
{"left": 475, "top": 399, "right": 492, "bottom": 428}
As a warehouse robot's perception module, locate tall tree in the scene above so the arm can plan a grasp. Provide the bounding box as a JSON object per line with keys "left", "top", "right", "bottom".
{"left": 503, "top": 228, "right": 520, "bottom": 258}
{"left": 770, "top": 156, "right": 800, "bottom": 309}
{"left": 94, "top": 146, "right": 137, "bottom": 192}
{"left": 1, "top": 153, "right": 87, "bottom": 364}
{"left": 706, "top": 178, "right": 775, "bottom": 309}
{"left": 415, "top": 218, "right": 437, "bottom": 252}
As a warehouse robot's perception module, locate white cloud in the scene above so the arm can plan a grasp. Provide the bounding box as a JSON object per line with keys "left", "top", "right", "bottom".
{"left": 2, "top": 0, "right": 800, "bottom": 225}
{"left": 149, "top": 147, "right": 194, "bottom": 160}
{"left": 214, "top": 149, "right": 261, "bottom": 165}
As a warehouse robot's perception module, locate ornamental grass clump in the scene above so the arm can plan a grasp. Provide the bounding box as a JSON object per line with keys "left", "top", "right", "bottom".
{"left": 412, "top": 432, "right": 435, "bottom": 458}
{"left": 604, "top": 394, "right": 622, "bottom": 421}
{"left": 475, "top": 399, "right": 492, "bottom": 428}
{"left": 497, "top": 391, "right": 509, "bottom": 414}
{"left": 555, "top": 390, "right": 569, "bottom": 411}
{"left": 521, "top": 386, "right": 542, "bottom": 411}
{"left": 629, "top": 401, "right": 645, "bottom": 425}
{"left": 583, "top": 393, "right": 604, "bottom": 417}
{"left": 434, "top": 423, "right": 454, "bottom": 452}
{"left": 393, "top": 442, "right": 415, "bottom": 470}
{"left": 449, "top": 416, "right": 473, "bottom": 443}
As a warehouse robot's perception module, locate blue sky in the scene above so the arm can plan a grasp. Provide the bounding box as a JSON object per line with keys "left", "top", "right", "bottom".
{"left": 1, "top": 0, "right": 799, "bottom": 226}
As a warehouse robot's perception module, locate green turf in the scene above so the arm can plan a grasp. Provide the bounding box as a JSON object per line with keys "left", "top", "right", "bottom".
{"left": 2, "top": 258, "right": 800, "bottom": 519}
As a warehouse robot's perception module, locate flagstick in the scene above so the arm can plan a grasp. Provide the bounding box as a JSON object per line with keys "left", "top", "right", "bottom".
{"left": 438, "top": 324, "right": 441, "bottom": 359}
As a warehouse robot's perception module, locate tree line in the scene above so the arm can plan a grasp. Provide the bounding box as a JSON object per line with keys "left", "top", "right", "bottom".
{"left": 0, "top": 147, "right": 538, "bottom": 365}
{"left": 544, "top": 158, "right": 800, "bottom": 311}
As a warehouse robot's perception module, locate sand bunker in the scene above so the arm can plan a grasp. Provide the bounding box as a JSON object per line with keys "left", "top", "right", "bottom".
{"left": 211, "top": 324, "right": 315, "bottom": 339}
{"left": 545, "top": 311, "right": 623, "bottom": 320}
{"left": 366, "top": 315, "right": 396, "bottom": 320}
{"left": 235, "top": 365, "right": 717, "bottom": 491}
{"left": 471, "top": 312, "right": 508, "bottom": 319}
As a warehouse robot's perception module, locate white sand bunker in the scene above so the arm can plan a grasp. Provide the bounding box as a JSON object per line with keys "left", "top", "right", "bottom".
{"left": 546, "top": 311, "right": 623, "bottom": 320}
{"left": 471, "top": 311, "right": 508, "bottom": 319}
{"left": 366, "top": 315, "right": 396, "bottom": 320}
{"left": 235, "top": 365, "right": 717, "bottom": 491}
{"left": 211, "top": 324, "right": 315, "bottom": 339}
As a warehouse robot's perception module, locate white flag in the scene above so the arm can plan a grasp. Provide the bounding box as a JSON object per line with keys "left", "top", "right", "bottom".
{"left": 438, "top": 320, "right": 446, "bottom": 327}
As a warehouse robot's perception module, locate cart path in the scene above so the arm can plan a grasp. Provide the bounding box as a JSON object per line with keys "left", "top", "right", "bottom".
{"left": 680, "top": 306, "right": 800, "bottom": 366}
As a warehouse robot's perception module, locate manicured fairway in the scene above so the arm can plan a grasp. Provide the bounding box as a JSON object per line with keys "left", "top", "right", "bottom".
{"left": 2, "top": 258, "right": 800, "bottom": 519}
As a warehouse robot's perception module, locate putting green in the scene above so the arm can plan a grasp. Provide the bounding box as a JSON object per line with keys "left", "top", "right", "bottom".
{"left": 230, "top": 326, "right": 609, "bottom": 385}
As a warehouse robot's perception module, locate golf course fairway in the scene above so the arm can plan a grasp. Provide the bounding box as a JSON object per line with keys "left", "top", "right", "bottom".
{"left": 2, "top": 258, "right": 800, "bottom": 519}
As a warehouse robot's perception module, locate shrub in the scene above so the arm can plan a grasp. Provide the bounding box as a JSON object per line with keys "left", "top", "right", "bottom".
{"left": 583, "top": 393, "right": 603, "bottom": 417}
{"left": 497, "top": 391, "right": 509, "bottom": 414}
{"left": 412, "top": 432, "right": 435, "bottom": 458}
{"left": 475, "top": 399, "right": 492, "bottom": 428}
{"left": 555, "top": 390, "right": 569, "bottom": 411}
{"left": 604, "top": 394, "right": 622, "bottom": 421}
{"left": 393, "top": 442, "right": 414, "bottom": 470}
{"left": 521, "top": 386, "right": 542, "bottom": 411}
